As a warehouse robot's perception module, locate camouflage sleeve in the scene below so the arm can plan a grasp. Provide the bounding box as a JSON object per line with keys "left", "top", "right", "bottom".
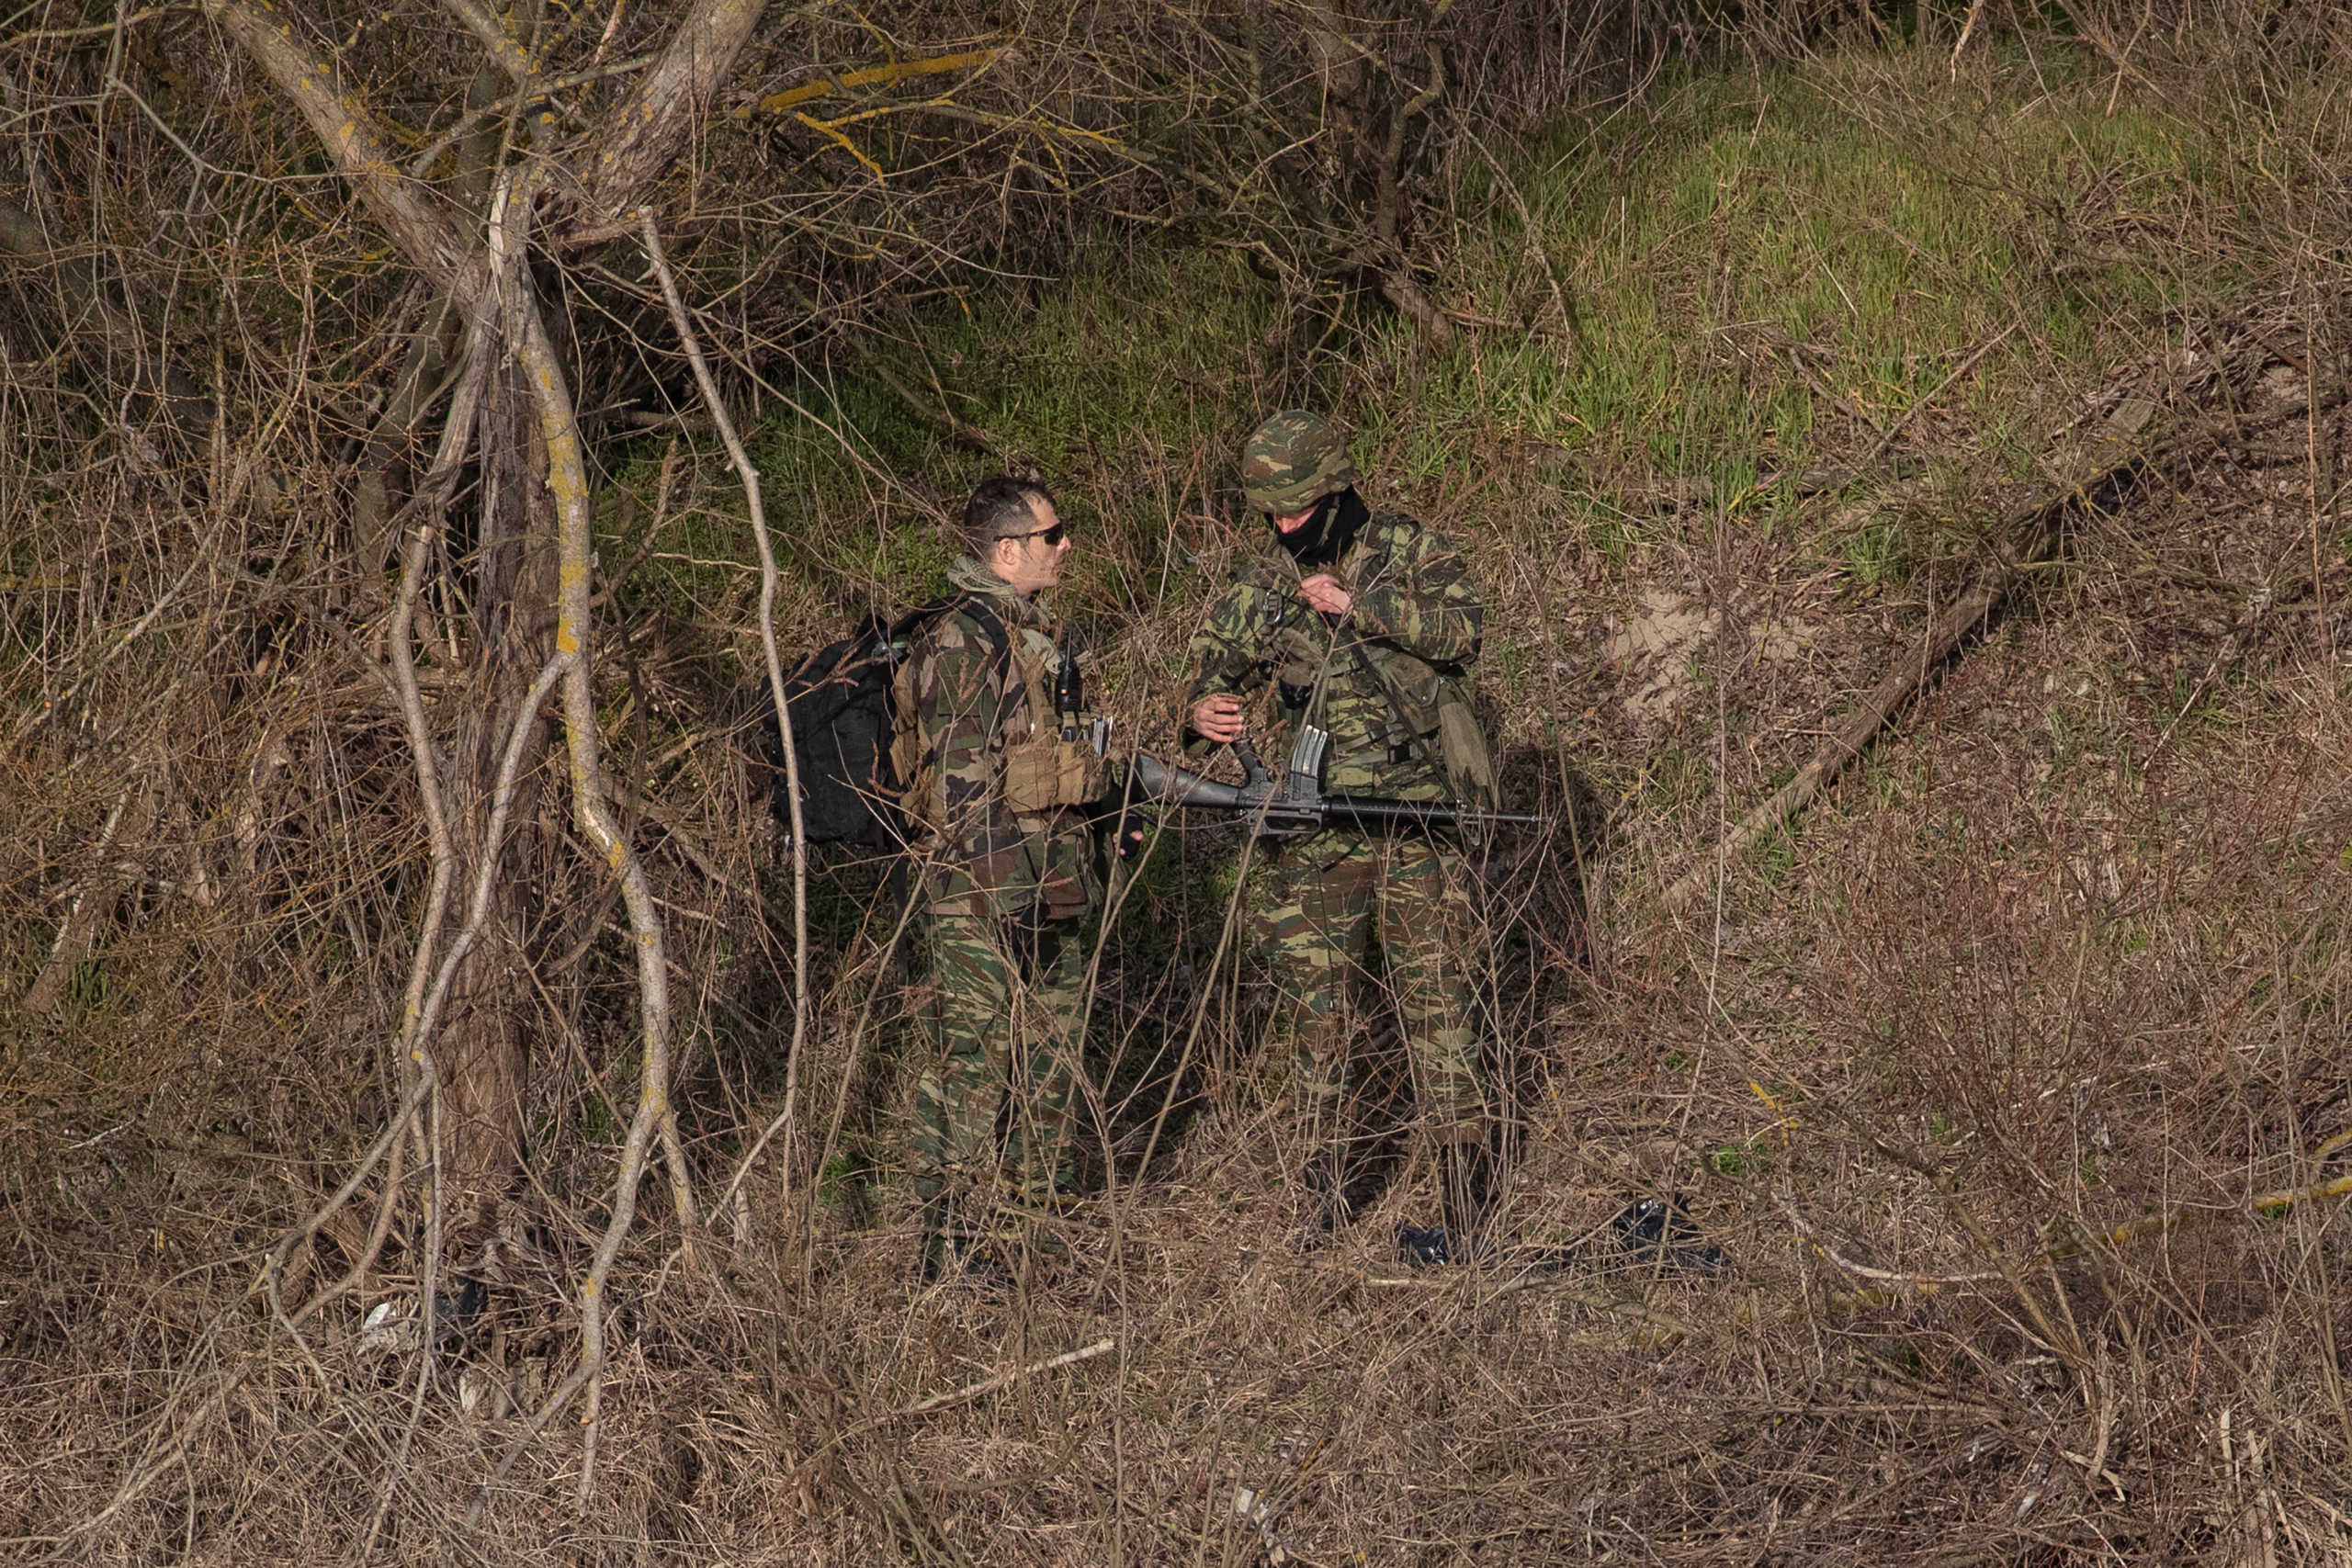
{"left": 1178, "top": 580, "right": 1280, "bottom": 757}
{"left": 1351, "top": 525, "right": 1483, "bottom": 667}
{"left": 1182, "top": 579, "right": 1275, "bottom": 706}
{"left": 910, "top": 614, "right": 1026, "bottom": 915}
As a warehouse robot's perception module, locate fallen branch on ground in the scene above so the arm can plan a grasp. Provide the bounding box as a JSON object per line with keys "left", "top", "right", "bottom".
{"left": 1663, "top": 338, "right": 2348, "bottom": 913}
{"left": 892, "top": 1337, "right": 1119, "bottom": 1420}
{"left": 1792, "top": 1127, "right": 2352, "bottom": 1310}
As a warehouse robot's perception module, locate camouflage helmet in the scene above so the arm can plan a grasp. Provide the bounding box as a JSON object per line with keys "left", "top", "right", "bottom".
{"left": 1238, "top": 410, "right": 1357, "bottom": 513}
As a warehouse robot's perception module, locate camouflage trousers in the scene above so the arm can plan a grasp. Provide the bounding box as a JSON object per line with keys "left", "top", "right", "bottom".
{"left": 910, "top": 911, "right": 1088, "bottom": 1216}
{"left": 1249, "top": 830, "right": 1490, "bottom": 1152}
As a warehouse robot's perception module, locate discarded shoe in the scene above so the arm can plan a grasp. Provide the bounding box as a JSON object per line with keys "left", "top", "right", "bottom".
{"left": 1396, "top": 1222, "right": 1498, "bottom": 1268}
{"left": 438, "top": 1275, "right": 489, "bottom": 1339}
{"left": 1396, "top": 1224, "right": 1462, "bottom": 1267}
{"left": 1608, "top": 1196, "right": 1727, "bottom": 1275}
{"left": 354, "top": 1276, "right": 486, "bottom": 1354}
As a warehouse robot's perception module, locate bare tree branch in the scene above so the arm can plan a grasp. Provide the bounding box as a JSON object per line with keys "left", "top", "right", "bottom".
{"left": 740, "top": 46, "right": 996, "bottom": 118}
{"left": 199, "top": 0, "right": 467, "bottom": 285}
{"left": 579, "top": 0, "right": 766, "bottom": 221}
{"left": 504, "top": 223, "right": 695, "bottom": 1505}
{"left": 638, "top": 204, "right": 810, "bottom": 1230}
{"left": 436, "top": 0, "right": 537, "bottom": 83}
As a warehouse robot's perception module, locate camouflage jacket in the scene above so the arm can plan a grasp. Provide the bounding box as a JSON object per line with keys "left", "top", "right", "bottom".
{"left": 1183, "top": 511, "right": 1483, "bottom": 800}
{"left": 903, "top": 557, "right": 1101, "bottom": 923}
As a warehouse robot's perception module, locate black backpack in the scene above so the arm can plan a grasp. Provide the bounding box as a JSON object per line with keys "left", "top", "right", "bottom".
{"left": 766, "top": 597, "right": 1007, "bottom": 850}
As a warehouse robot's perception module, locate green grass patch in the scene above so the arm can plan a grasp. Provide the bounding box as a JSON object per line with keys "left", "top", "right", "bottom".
{"left": 684, "top": 44, "right": 2263, "bottom": 634}
{"left": 582, "top": 32, "right": 2300, "bottom": 807}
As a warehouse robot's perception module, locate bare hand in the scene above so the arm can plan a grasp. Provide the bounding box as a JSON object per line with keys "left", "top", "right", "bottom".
{"left": 1190, "top": 693, "right": 1246, "bottom": 743}
{"left": 1298, "top": 573, "right": 1352, "bottom": 615}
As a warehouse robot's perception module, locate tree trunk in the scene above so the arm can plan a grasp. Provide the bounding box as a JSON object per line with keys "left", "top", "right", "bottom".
{"left": 349, "top": 62, "right": 502, "bottom": 588}
{"left": 433, "top": 353, "right": 564, "bottom": 1252}
{"left": 188, "top": 0, "right": 769, "bottom": 1269}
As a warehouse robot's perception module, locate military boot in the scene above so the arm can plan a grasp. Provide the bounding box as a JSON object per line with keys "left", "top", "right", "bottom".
{"left": 916, "top": 1191, "right": 957, "bottom": 1284}
{"left": 917, "top": 1195, "right": 1008, "bottom": 1292}
{"left": 1607, "top": 1194, "right": 1727, "bottom": 1276}
{"left": 1398, "top": 1138, "right": 1498, "bottom": 1268}
{"left": 1295, "top": 1146, "right": 1363, "bottom": 1253}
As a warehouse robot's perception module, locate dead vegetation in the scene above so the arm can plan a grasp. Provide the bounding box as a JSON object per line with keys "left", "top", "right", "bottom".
{"left": 5, "top": 0, "right": 2352, "bottom": 1562}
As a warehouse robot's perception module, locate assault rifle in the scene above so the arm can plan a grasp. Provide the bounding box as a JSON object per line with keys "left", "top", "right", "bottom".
{"left": 1127, "top": 725, "right": 1544, "bottom": 837}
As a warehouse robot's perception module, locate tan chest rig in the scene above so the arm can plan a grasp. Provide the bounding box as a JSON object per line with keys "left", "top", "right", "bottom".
{"left": 995, "top": 624, "right": 1111, "bottom": 816}
{"left": 892, "top": 607, "right": 1109, "bottom": 832}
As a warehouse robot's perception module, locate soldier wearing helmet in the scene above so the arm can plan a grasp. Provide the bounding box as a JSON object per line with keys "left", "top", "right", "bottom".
{"left": 1182, "top": 410, "right": 1500, "bottom": 1265}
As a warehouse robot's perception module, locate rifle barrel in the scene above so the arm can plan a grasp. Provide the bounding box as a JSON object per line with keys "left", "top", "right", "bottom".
{"left": 1322, "top": 796, "right": 1547, "bottom": 829}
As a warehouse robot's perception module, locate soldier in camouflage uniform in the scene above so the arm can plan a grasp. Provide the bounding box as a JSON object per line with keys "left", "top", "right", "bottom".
{"left": 899, "top": 476, "right": 1112, "bottom": 1280}
{"left": 1183, "top": 411, "right": 1499, "bottom": 1263}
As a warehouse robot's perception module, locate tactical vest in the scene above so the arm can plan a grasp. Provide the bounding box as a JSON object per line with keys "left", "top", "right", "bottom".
{"left": 1273, "top": 518, "right": 1499, "bottom": 813}
{"left": 1356, "top": 639, "right": 1498, "bottom": 815}
{"left": 889, "top": 605, "right": 1108, "bottom": 833}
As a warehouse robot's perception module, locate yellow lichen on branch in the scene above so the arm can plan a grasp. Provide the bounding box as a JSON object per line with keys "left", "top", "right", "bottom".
{"left": 744, "top": 47, "right": 996, "bottom": 118}
{"left": 504, "top": 247, "right": 699, "bottom": 1502}
{"left": 794, "top": 111, "right": 888, "bottom": 180}
{"left": 200, "top": 0, "right": 463, "bottom": 284}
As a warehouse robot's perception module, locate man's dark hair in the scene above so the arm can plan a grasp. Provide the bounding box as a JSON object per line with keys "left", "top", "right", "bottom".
{"left": 961, "top": 476, "right": 1056, "bottom": 554}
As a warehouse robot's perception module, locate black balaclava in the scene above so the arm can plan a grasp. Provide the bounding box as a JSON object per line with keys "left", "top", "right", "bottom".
{"left": 1272, "top": 485, "right": 1369, "bottom": 570}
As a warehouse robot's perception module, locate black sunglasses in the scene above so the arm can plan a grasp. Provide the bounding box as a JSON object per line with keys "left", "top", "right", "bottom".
{"left": 1009, "top": 522, "right": 1068, "bottom": 547}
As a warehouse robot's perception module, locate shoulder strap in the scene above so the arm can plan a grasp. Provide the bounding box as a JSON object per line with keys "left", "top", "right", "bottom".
{"left": 957, "top": 596, "right": 1013, "bottom": 671}
{"left": 1341, "top": 517, "right": 1447, "bottom": 747}
{"left": 888, "top": 594, "right": 1023, "bottom": 829}
{"left": 888, "top": 593, "right": 1014, "bottom": 676}
{"left": 885, "top": 594, "right": 957, "bottom": 648}
{"left": 895, "top": 594, "right": 1024, "bottom": 756}
{"left": 1345, "top": 511, "right": 1421, "bottom": 582}
{"left": 961, "top": 597, "right": 1039, "bottom": 749}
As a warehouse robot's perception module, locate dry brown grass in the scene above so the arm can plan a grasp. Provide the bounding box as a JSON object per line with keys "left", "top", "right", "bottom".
{"left": 13, "top": 351, "right": 2351, "bottom": 1563}
{"left": 7, "top": 1, "right": 2352, "bottom": 1563}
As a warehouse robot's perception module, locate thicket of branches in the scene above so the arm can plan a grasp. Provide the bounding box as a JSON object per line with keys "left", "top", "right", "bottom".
{"left": 0, "top": 0, "right": 1671, "bottom": 1221}
{"left": 0, "top": 0, "right": 1745, "bottom": 1539}
{"left": 6, "top": 0, "right": 2352, "bottom": 1560}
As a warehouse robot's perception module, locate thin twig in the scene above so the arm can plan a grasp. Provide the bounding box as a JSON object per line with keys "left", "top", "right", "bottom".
{"left": 1780, "top": 1197, "right": 2002, "bottom": 1287}
{"left": 639, "top": 204, "right": 811, "bottom": 1233}
{"left": 1859, "top": 318, "right": 2017, "bottom": 466}
{"left": 897, "top": 1337, "right": 1118, "bottom": 1418}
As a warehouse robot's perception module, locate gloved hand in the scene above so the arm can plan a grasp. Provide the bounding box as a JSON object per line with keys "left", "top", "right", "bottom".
{"left": 1090, "top": 770, "right": 1155, "bottom": 862}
